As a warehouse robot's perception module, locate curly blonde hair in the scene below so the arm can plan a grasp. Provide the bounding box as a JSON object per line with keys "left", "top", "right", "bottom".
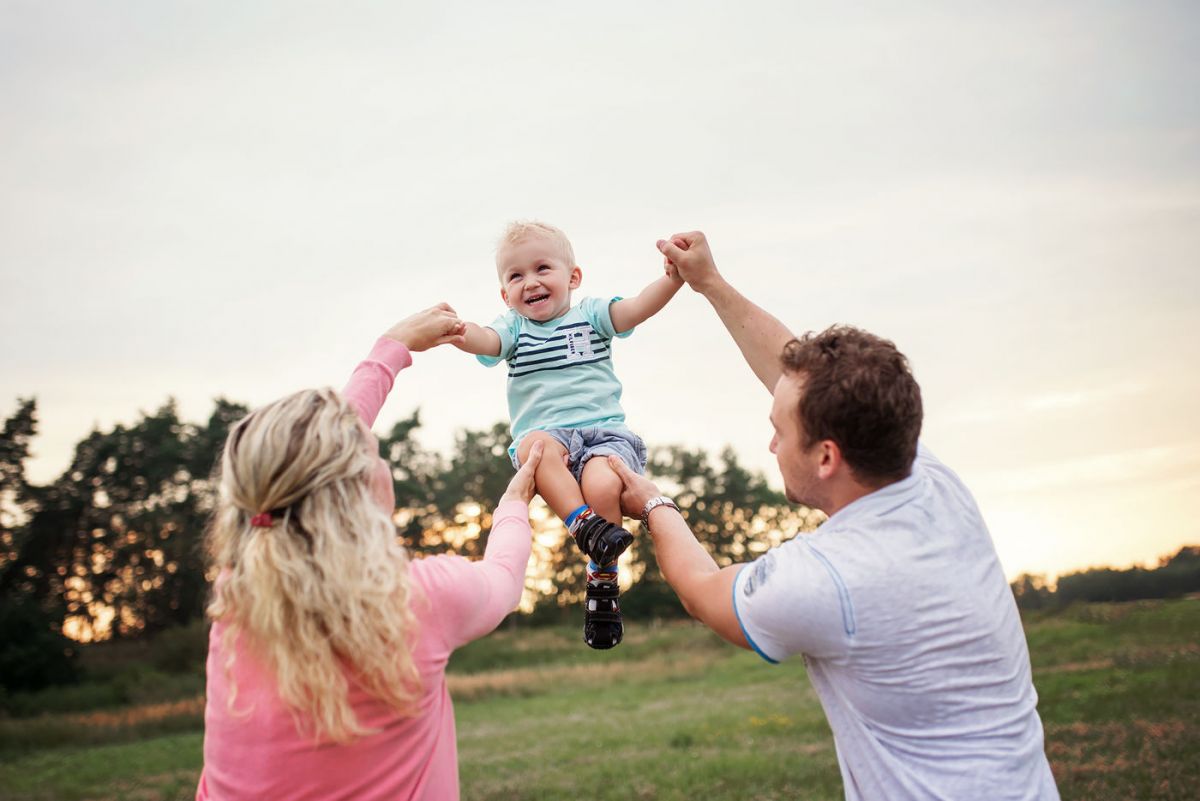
{"left": 205, "top": 387, "right": 421, "bottom": 743}
{"left": 496, "top": 220, "right": 576, "bottom": 266}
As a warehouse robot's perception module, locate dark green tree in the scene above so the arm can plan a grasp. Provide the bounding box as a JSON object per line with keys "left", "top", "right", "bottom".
{"left": 0, "top": 399, "right": 81, "bottom": 690}
{"left": 1, "top": 398, "right": 247, "bottom": 640}
{"left": 1010, "top": 573, "right": 1053, "bottom": 611}
{"left": 647, "top": 444, "right": 822, "bottom": 565}
{"left": 0, "top": 398, "right": 38, "bottom": 566}
{"left": 2, "top": 392, "right": 827, "bottom": 644}
{"left": 377, "top": 410, "right": 447, "bottom": 556}
{"left": 531, "top": 443, "right": 824, "bottom": 620}
{"left": 0, "top": 596, "right": 78, "bottom": 692}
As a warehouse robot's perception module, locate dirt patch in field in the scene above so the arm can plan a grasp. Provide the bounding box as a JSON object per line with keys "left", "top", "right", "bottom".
{"left": 64, "top": 696, "right": 205, "bottom": 728}
{"left": 1046, "top": 719, "right": 1196, "bottom": 801}
{"left": 1039, "top": 658, "right": 1115, "bottom": 674}
{"left": 1040, "top": 642, "right": 1200, "bottom": 674}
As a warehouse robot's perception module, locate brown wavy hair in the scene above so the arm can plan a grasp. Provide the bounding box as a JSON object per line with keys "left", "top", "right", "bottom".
{"left": 780, "top": 325, "right": 923, "bottom": 485}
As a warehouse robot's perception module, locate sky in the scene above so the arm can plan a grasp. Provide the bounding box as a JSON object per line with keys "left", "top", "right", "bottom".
{"left": 2, "top": 1, "right": 1197, "bottom": 582}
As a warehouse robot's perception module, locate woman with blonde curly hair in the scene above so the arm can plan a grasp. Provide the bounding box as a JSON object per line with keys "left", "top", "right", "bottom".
{"left": 196, "top": 304, "right": 545, "bottom": 801}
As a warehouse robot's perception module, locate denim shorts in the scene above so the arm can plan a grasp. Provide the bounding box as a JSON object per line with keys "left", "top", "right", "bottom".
{"left": 511, "top": 426, "right": 648, "bottom": 482}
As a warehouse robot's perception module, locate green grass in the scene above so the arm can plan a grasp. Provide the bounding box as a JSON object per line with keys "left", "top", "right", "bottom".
{"left": 0, "top": 734, "right": 201, "bottom": 801}
{"left": 1, "top": 600, "right": 1197, "bottom": 800}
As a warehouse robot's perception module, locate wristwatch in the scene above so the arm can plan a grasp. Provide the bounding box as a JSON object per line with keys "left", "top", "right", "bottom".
{"left": 640, "top": 496, "right": 680, "bottom": 530}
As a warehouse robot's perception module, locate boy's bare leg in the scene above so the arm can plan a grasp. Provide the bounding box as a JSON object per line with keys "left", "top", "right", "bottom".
{"left": 515, "top": 432, "right": 582, "bottom": 519}
{"left": 580, "top": 457, "right": 624, "bottom": 526}
{"left": 574, "top": 457, "right": 633, "bottom": 562}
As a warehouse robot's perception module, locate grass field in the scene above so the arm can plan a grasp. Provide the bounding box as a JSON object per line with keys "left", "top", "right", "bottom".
{"left": 1, "top": 599, "right": 1196, "bottom": 800}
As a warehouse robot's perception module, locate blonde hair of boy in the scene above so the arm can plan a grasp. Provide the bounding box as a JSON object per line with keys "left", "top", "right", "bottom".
{"left": 205, "top": 387, "right": 421, "bottom": 743}
{"left": 496, "top": 220, "right": 576, "bottom": 267}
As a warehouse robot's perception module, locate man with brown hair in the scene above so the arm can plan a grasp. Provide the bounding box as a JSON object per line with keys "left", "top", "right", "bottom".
{"left": 607, "top": 232, "right": 1059, "bottom": 800}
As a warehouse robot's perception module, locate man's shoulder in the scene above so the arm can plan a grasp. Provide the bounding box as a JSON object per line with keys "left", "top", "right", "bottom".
{"left": 909, "top": 443, "right": 987, "bottom": 530}
{"left": 735, "top": 536, "right": 858, "bottom": 661}
{"left": 832, "top": 443, "right": 977, "bottom": 529}
{"left": 746, "top": 533, "right": 861, "bottom": 598}
{"left": 913, "top": 442, "right": 972, "bottom": 493}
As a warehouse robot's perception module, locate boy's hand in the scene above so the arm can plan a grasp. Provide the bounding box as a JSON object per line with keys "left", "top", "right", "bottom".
{"left": 663, "top": 256, "right": 684, "bottom": 284}
{"left": 656, "top": 232, "right": 720, "bottom": 293}
{"left": 500, "top": 442, "right": 544, "bottom": 505}
{"left": 384, "top": 303, "right": 467, "bottom": 351}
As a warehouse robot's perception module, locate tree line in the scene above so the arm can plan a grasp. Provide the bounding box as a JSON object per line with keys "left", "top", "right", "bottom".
{"left": 4, "top": 396, "right": 1196, "bottom": 694}
{"left": 1010, "top": 546, "right": 1200, "bottom": 611}
{"left": 0, "top": 396, "right": 821, "bottom": 691}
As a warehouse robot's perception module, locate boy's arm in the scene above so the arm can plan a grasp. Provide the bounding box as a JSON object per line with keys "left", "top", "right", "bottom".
{"left": 455, "top": 322, "right": 503, "bottom": 357}
{"left": 609, "top": 274, "right": 685, "bottom": 334}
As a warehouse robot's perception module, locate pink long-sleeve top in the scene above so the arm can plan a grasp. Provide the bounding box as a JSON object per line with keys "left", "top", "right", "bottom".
{"left": 196, "top": 337, "right": 533, "bottom": 801}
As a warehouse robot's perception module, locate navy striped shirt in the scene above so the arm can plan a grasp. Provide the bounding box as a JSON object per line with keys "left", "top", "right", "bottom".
{"left": 478, "top": 297, "right": 634, "bottom": 456}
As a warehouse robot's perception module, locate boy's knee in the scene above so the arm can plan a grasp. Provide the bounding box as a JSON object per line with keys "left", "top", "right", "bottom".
{"left": 582, "top": 456, "right": 623, "bottom": 492}
{"left": 516, "top": 431, "right": 564, "bottom": 463}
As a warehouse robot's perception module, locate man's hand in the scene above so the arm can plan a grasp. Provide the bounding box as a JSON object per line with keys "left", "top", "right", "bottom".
{"left": 656, "top": 231, "right": 720, "bottom": 294}
{"left": 384, "top": 303, "right": 467, "bottom": 351}
{"left": 662, "top": 237, "right": 686, "bottom": 284}
{"left": 606, "top": 456, "right": 663, "bottom": 520}
{"left": 499, "top": 441, "right": 544, "bottom": 505}
{"left": 657, "top": 231, "right": 794, "bottom": 393}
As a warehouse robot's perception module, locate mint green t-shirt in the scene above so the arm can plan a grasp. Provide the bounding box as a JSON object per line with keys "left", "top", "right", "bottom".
{"left": 478, "top": 297, "right": 634, "bottom": 456}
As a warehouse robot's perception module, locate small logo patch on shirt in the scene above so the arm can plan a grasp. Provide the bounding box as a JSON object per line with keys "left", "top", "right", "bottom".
{"left": 742, "top": 552, "right": 777, "bottom": 598}
{"left": 565, "top": 327, "right": 594, "bottom": 360}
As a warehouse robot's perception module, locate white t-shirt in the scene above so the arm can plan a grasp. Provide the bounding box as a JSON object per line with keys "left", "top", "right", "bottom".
{"left": 733, "top": 445, "right": 1059, "bottom": 801}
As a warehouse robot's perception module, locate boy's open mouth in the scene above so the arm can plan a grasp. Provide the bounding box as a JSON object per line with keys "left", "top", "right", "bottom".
{"left": 525, "top": 293, "right": 550, "bottom": 306}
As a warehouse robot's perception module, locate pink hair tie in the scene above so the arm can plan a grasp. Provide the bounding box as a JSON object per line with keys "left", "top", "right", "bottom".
{"left": 250, "top": 512, "right": 274, "bottom": 528}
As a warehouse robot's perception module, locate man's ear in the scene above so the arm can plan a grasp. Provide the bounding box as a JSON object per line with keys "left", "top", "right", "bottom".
{"left": 817, "top": 440, "right": 841, "bottom": 481}
{"left": 569, "top": 265, "right": 583, "bottom": 289}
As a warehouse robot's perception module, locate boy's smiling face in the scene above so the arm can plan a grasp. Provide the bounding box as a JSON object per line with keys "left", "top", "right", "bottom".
{"left": 497, "top": 234, "right": 582, "bottom": 322}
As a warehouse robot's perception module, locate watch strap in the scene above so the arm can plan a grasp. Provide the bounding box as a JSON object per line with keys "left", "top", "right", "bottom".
{"left": 641, "top": 496, "right": 680, "bottom": 530}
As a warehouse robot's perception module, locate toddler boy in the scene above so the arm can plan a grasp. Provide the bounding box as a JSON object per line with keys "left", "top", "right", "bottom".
{"left": 457, "top": 221, "right": 682, "bottom": 648}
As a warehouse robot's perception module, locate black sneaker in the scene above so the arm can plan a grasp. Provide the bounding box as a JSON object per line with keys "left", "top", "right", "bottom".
{"left": 571, "top": 514, "right": 633, "bottom": 565}
{"left": 583, "top": 567, "right": 622, "bottom": 650}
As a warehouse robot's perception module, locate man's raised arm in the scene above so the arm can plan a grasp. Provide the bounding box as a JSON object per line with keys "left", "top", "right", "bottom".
{"left": 657, "top": 232, "right": 794, "bottom": 393}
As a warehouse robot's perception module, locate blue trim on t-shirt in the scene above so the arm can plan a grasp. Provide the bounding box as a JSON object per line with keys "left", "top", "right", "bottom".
{"left": 732, "top": 565, "right": 780, "bottom": 665}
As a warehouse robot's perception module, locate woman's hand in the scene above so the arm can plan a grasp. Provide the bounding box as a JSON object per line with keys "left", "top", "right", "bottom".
{"left": 499, "top": 442, "right": 543, "bottom": 505}
{"left": 384, "top": 303, "right": 467, "bottom": 351}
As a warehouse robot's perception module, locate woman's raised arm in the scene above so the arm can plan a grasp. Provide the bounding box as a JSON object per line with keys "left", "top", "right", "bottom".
{"left": 341, "top": 304, "right": 465, "bottom": 426}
